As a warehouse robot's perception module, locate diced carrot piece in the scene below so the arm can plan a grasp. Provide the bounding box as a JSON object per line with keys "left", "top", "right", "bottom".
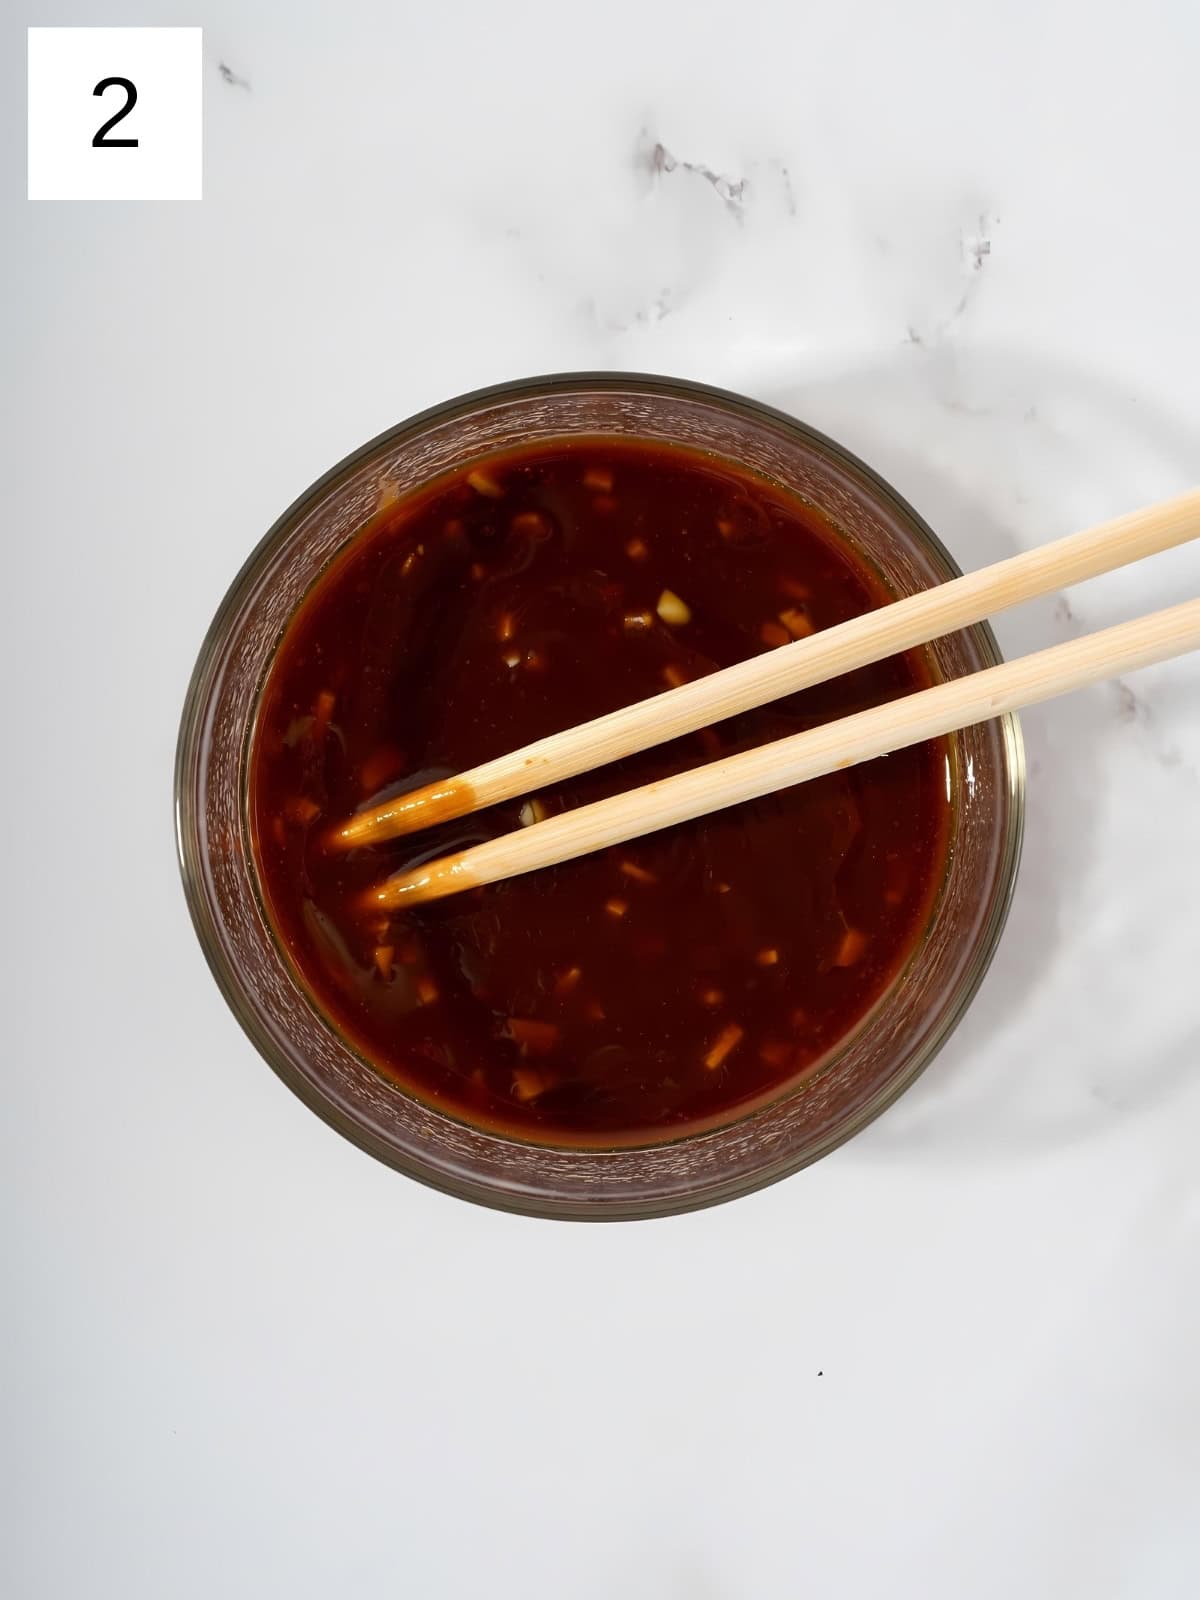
{"left": 467, "top": 467, "right": 503, "bottom": 497}
{"left": 716, "top": 517, "right": 735, "bottom": 538}
{"left": 555, "top": 966, "right": 582, "bottom": 996}
{"left": 704, "top": 1023, "right": 744, "bottom": 1071}
{"left": 284, "top": 796, "right": 320, "bottom": 826}
{"left": 756, "top": 947, "right": 779, "bottom": 967}
{"left": 700, "top": 987, "right": 724, "bottom": 1008}
{"left": 417, "top": 976, "right": 440, "bottom": 1005}
{"left": 605, "top": 898, "right": 629, "bottom": 919}
{"left": 496, "top": 612, "right": 515, "bottom": 643}
{"left": 506, "top": 1018, "right": 561, "bottom": 1055}
{"left": 780, "top": 607, "right": 814, "bottom": 639}
{"left": 780, "top": 575, "right": 811, "bottom": 601}
{"left": 759, "top": 1040, "right": 792, "bottom": 1069}
{"left": 714, "top": 881, "right": 731, "bottom": 895}
{"left": 832, "top": 927, "right": 868, "bottom": 968}
{"left": 625, "top": 537, "right": 649, "bottom": 561}
{"left": 583, "top": 466, "right": 614, "bottom": 493}
{"left": 512, "top": 1067, "right": 553, "bottom": 1102}
{"left": 373, "top": 945, "right": 395, "bottom": 979}
{"left": 511, "top": 510, "right": 551, "bottom": 538}
{"left": 760, "top": 621, "right": 790, "bottom": 648}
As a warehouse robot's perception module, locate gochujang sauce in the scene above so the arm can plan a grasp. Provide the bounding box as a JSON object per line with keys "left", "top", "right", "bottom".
{"left": 250, "top": 439, "right": 951, "bottom": 1146}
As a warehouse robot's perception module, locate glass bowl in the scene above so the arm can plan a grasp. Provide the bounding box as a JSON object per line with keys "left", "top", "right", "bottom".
{"left": 175, "top": 373, "right": 1024, "bottom": 1219}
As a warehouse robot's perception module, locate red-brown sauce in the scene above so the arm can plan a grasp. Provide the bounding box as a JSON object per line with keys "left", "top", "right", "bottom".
{"left": 250, "top": 439, "right": 951, "bottom": 1146}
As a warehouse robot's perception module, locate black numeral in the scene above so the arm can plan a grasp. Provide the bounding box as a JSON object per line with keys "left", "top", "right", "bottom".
{"left": 92, "top": 78, "right": 138, "bottom": 148}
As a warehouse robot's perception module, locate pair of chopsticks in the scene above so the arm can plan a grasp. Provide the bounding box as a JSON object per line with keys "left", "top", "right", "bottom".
{"left": 331, "top": 488, "right": 1200, "bottom": 908}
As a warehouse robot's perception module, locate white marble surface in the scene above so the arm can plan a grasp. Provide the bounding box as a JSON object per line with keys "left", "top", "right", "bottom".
{"left": 6, "top": 2, "right": 1200, "bottom": 1595}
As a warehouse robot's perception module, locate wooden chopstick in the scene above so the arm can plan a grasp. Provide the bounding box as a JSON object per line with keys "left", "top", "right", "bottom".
{"left": 332, "top": 487, "right": 1200, "bottom": 849}
{"left": 368, "top": 596, "right": 1200, "bottom": 908}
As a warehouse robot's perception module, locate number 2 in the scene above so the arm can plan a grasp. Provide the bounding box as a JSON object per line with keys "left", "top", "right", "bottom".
{"left": 92, "top": 78, "right": 138, "bottom": 148}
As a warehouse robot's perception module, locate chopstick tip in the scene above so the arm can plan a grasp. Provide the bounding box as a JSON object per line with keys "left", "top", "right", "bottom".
{"left": 368, "top": 857, "right": 479, "bottom": 911}
{"left": 327, "top": 778, "right": 477, "bottom": 851}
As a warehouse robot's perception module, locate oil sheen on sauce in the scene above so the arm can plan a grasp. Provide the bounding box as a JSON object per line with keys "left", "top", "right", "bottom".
{"left": 250, "top": 439, "right": 952, "bottom": 1146}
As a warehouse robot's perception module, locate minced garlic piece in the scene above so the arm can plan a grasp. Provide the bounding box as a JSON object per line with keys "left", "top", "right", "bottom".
{"left": 656, "top": 589, "right": 691, "bottom": 626}
{"left": 619, "top": 860, "right": 656, "bottom": 884}
{"left": 466, "top": 467, "right": 503, "bottom": 497}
